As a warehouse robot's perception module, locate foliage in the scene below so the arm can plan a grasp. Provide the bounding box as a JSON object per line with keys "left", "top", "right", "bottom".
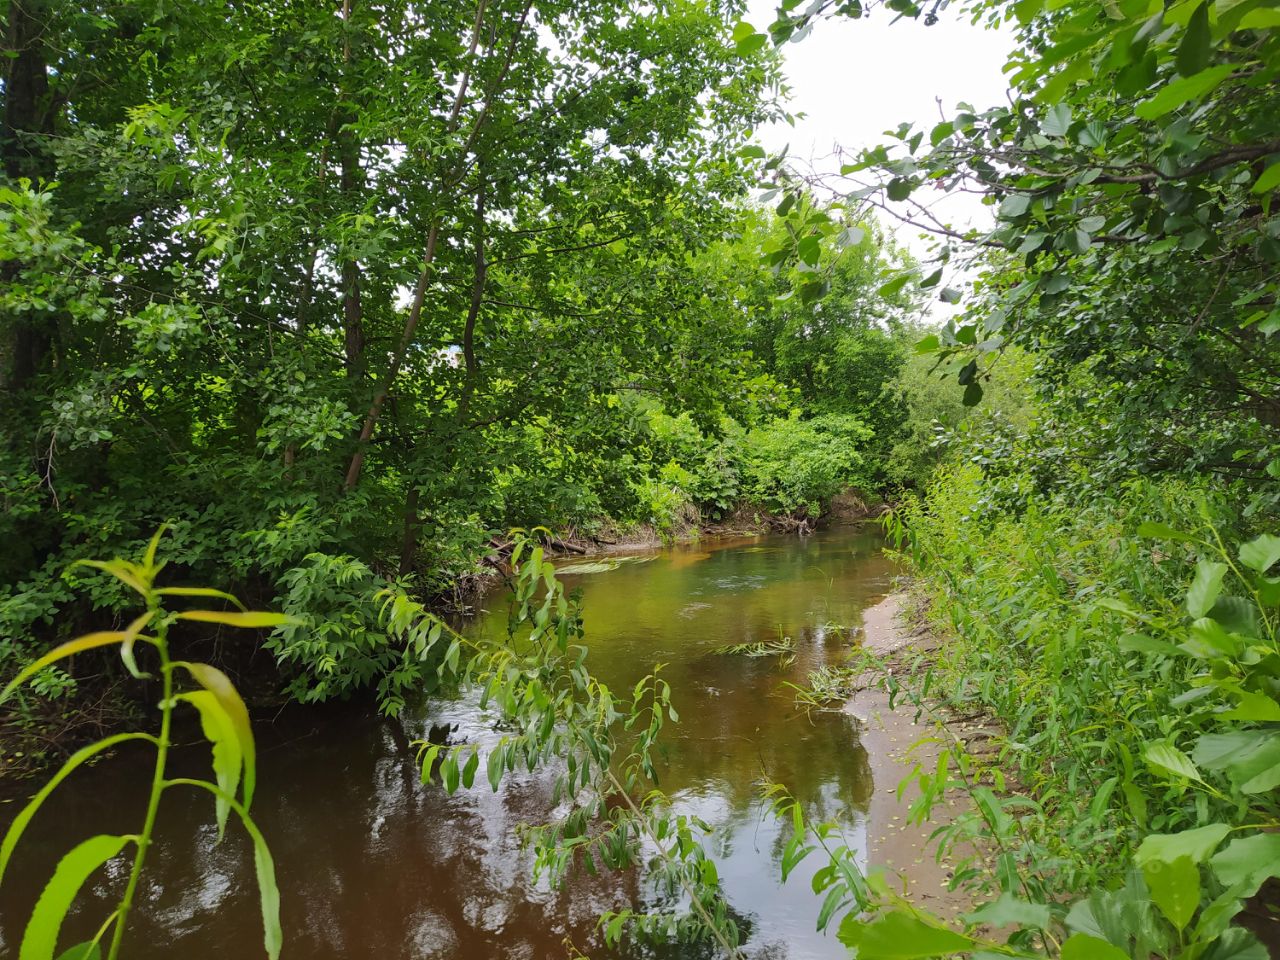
{"left": 393, "top": 532, "right": 746, "bottom": 953}
{"left": 0, "top": 530, "right": 284, "bottom": 960}
{"left": 0, "top": 0, "right": 787, "bottom": 717}
{"left": 739, "top": 414, "right": 874, "bottom": 517}
{"left": 742, "top": 0, "right": 1280, "bottom": 510}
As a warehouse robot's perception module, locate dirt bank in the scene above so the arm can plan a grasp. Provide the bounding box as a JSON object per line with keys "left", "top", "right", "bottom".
{"left": 846, "top": 592, "right": 973, "bottom": 918}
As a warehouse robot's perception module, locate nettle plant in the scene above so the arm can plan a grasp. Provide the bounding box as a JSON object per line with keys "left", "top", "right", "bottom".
{"left": 775, "top": 516, "right": 1280, "bottom": 958}
{"left": 0, "top": 530, "right": 287, "bottom": 960}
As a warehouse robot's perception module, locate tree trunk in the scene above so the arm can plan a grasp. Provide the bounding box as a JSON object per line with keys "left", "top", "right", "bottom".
{"left": 1, "top": 0, "right": 55, "bottom": 392}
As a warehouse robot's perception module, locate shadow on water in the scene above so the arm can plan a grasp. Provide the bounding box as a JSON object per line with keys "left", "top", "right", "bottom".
{"left": 0, "top": 525, "right": 898, "bottom": 959}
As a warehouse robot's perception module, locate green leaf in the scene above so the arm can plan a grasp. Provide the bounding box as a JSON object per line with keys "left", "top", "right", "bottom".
{"left": 877, "top": 273, "right": 911, "bottom": 298}
{"left": 886, "top": 178, "right": 914, "bottom": 202}
{"left": 1136, "top": 521, "right": 1195, "bottom": 542}
{"left": 487, "top": 743, "right": 505, "bottom": 792}
{"left": 1135, "top": 64, "right": 1235, "bottom": 120}
{"left": 1221, "top": 690, "right": 1280, "bottom": 722}
{"left": 53, "top": 944, "right": 101, "bottom": 960}
{"left": 962, "top": 382, "right": 983, "bottom": 407}
{"left": 1194, "top": 729, "right": 1280, "bottom": 793}
{"left": 1176, "top": 1, "right": 1210, "bottom": 76}
{"left": 177, "top": 690, "right": 242, "bottom": 838}
{"left": 21, "top": 835, "right": 133, "bottom": 960}
{"left": 178, "top": 662, "right": 256, "bottom": 809}
{"left": 1016, "top": 231, "right": 1047, "bottom": 254}
{"left": 1118, "top": 633, "right": 1181, "bottom": 657}
{"left": 999, "top": 194, "right": 1030, "bottom": 219}
{"left": 118, "top": 610, "right": 155, "bottom": 681}
{"left": 175, "top": 610, "right": 296, "bottom": 628}
{"left": 1144, "top": 741, "right": 1202, "bottom": 782}
{"left": 1252, "top": 162, "right": 1280, "bottom": 195}
{"left": 70, "top": 559, "right": 149, "bottom": 595}
{"left": 915, "top": 334, "right": 940, "bottom": 354}
{"left": 1210, "top": 833, "right": 1280, "bottom": 897}
{"left": 1061, "top": 934, "right": 1129, "bottom": 960}
{"left": 1042, "top": 103, "right": 1072, "bottom": 136}
{"left": 1186, "top": 560, "right": 1227, "bottom": 618}
{"left": 838, "top": 909, "right": 976, "bottom": 955}
{"left": 962, "top": 893, "right": 1050, "bottom": 929}
{"left": 154, "top": 587, "right": 247, "bottom": 609}
{"left": 0, "top": 733, "right": 153, "bottom": 887}
{"left": 1135, "top": 823, "right": 1229, "bottom": 867}
{"left": 1142, "top": 854, "right": 1199, "bottom": 930}
{"left": 1238, "top": 533, "right": 1280, "bottom": 573}
{"left": 2, "top": 630, "right": 146, "bottom": 703}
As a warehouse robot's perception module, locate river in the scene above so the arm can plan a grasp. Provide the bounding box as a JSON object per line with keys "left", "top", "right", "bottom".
{"left": 1, "top": 526, "right": 901, "bottom": 959}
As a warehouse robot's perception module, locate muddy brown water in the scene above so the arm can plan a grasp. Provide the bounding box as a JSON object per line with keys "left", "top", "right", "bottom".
{"left": 1, "top": 527, "right": 901, "bottom": 959}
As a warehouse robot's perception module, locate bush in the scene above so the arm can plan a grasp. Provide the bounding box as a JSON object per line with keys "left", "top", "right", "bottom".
{"left": 739, "top": 414, "right": 873, "bottom": 517}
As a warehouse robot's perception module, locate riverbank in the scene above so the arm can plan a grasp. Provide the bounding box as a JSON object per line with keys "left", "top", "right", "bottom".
{"left": 847, "top": 591, "right": 975, "bottom": 918}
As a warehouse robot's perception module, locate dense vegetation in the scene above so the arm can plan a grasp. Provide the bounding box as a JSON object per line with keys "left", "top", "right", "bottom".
{"left": 2, "top": 0, "right": 1279, "bottom": 955}
{"left": 736, "top": 0, "right": 1280, "bottom": 952}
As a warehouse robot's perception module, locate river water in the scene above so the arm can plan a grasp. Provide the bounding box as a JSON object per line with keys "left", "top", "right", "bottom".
{"left": 1, "top": 526, "right": 899, "bottom": 959}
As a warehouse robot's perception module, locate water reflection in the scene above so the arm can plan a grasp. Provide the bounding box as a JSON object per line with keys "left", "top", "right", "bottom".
{"left": 0, "top": 526, "right": 896, "bottom": 959}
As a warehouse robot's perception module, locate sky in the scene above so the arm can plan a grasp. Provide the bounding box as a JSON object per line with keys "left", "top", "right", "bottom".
{"left": 743, "top": 1, "right": 1016, "bottom": 301}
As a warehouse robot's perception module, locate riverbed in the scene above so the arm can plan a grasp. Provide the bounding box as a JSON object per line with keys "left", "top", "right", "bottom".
{"left": 1, "top": 526, "right": 917, "bottom": 959}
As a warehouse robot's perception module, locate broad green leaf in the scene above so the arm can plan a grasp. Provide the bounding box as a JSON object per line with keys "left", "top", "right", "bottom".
{"left": 3, "top": 631, "right": 142, "bottom": 703}
{"left": 21, "top": 834, "right": 133, "bottom": 960}
{"left": 1141, "top": 854, "right": 1198, "bottom": 930}
{"left": 1144, "top": 741, "right": 1202, "bottom": 782}
{"left": 0, "top": 732, "right": 153, "bottom": 886}
{"left": 175, "top": 610, "right": 295, "bottom": 628}
{"left": 1042, "top": 103, "right": 1072, "bottom": 136}
{"left": 53, "top": 944, "right": 101, "bottom": 960}
{"left": 1135, "top": 823, "right": 1229, "bottom": 867}
{"left": 1061, "top": 934, "right": 1129, "bottom": 960}
{"left": 962, "top": 892, "right": 1050, "bottom": 928}
{"left": 1135, "top": 64, "right": 1235, "bottom": 120}
{"left": 1238, "top": 533, "right": 1280, "bottom": 573}
{"left": 178, "top": 662, "right": 256, "bottom": 808}
{"left": 177, "top": 690, "right": 242, "bottom": 838}
{"left": 1194, "top": 729, "right": 1280, "bottom": 793}
{"left": 1252, "top": 162, "right": 1280, "bottom": 195}
{"left": 1220, "top": 690, "right": 1280, "bottom": 722}
{"left": 914, "top": 334, "right": 940, "bottom": 354}
{"left": 1175, "top": 1, "right": 1210, "bottom": 75}
{"left": 838, "top": 909, "right": 975, "bottom": 955}
{"left": 1195, "top": 926, "right": 1268, "bottom": 960}
{"left": 999, "top": 194, "right": 1030, "bottom": 219}
{"left": 1210, "top": 833, "right": 1280, "bottom": 897}
{"left": 877, "top": 273, "right": 911, "bottom": 298}
{"left": 1186, "top": 560, "right": 1227, "bottom": 618}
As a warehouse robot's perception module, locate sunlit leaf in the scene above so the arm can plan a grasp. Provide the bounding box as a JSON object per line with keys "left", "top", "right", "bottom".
{"left": 3, "top": 631, "right": 144, "bottom": 703}
{"left": 178, "top": 662, "right": 256, "bottom": 808}
{"left": 175, "top": 610, "right": 296, "bottom": 628}
{"left": 177, "top": 690, "right": 243, "bottom": 838}
{"left": 21, "top": 835, "right": 133, "bottom": 960}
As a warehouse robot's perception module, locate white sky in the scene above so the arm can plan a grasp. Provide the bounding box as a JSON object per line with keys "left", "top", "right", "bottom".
{"left": 745, "top": 1, "right": 1016, "bottom": 308}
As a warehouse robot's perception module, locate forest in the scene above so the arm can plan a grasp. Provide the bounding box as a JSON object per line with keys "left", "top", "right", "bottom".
{"left": 0, "top": 0, "right": 1277, "bottom": 957}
